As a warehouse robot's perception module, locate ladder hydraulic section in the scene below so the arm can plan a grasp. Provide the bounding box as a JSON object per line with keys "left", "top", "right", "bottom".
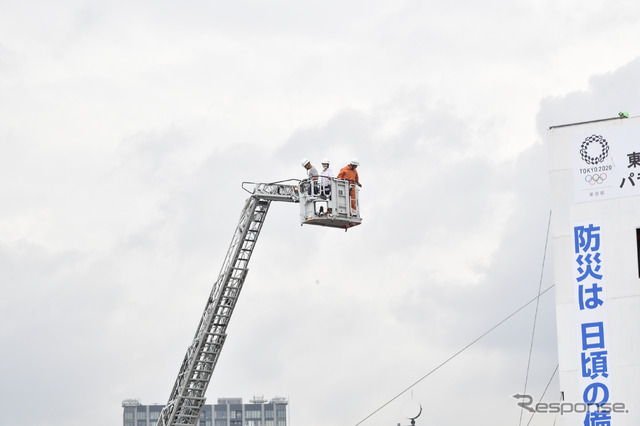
{"left": 157, "top": 183, "right": 297, "bottom": 426}
{"left": 157, "top": 179, "right": 360, "bottom": 426}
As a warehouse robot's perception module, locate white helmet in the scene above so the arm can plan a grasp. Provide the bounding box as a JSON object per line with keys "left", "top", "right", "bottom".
{"left": 321, "top": 158, "right": 330, "bottom": 164}
{"left": 301, "top": 158, "right": 310, "bottom": 167}
{"left": 350, "top": 158, "right": 360, "bottom": 166}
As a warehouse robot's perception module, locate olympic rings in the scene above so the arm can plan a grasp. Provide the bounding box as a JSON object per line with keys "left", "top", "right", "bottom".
{"left": 585, "top": 173, "right": 607, "bottom": 184}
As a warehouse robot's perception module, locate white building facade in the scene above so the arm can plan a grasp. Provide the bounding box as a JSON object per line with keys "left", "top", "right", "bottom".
{"left": 548, "top": 116, "right": 640, "bottom": 425}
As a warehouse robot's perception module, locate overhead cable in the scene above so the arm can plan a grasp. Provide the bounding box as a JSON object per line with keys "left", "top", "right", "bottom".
{"left": 519, "top": 209, "right": 553, "bottom": 426}
{"left": 526, "top": 364, "right": 559, "bottom": 426}
{"left": 354, "top": 283, "right": 556, "bottom": 426}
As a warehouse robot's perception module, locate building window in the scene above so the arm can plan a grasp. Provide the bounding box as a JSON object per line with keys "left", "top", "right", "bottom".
{"left": 245, "top": 409, "right": 261, "bottom": 419}
{"left": 264, "top": 405, "right": 273, "bottom": 419}
{"left": 264, "top": 408, "right": 274, "bottom": 420}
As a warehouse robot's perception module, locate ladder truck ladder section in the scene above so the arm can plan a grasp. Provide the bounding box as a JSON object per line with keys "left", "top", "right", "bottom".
{"left": 158, "top": 182, "right": 299, "bottom": 426}
{"left": 157, "top": 197, "right": 268, "bottom": 426}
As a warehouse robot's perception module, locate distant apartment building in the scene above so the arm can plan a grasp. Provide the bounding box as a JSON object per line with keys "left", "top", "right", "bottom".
{"left": 122, "top": 396, "right": 288, "bottom": 426}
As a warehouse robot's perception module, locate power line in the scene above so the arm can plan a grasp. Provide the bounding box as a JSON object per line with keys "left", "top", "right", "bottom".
{"left": 354, "top": 283, "right": 556, "bottom": 426}
{"left": 519, "top": 210, "right": 553, "bottom": 426}
{"left": 526, "top": 364, "right": 559, "bottom": 426}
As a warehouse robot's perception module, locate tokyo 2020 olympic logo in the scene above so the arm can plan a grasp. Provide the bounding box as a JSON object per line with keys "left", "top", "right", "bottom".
{"left": 580, "top": 135, "right": 610, "bottom": 165}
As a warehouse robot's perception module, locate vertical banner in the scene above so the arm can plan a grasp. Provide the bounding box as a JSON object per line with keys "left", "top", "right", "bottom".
{"left": 572, "top": 222, "right": 611, "bottom": 424}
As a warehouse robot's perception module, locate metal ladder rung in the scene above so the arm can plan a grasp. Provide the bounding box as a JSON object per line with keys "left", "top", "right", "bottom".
{"left": 202, "top": 343, "right": 221, "bottom": 349}
{"left": 205, "top": 331, "right": 226, "bottom": 336}
{"left": 193, "top": 367, "right": 213, "bottom": 374}
{"left": 176, "top": 413, "right": 200, "bottom": 419}
{"left": 177, "top": 396, "right": 206, "bottom": 402}
{"left": 227, "top": 275, "right": 246, "bottom": 283}
{"left": 177, "top": 402, "right": 205, "bottom": 408}
{"left": 192, "top": 368, "right": 213, "bottom": 374}
{"left": 177, "top": 397, "right": 205, "bottom": 402}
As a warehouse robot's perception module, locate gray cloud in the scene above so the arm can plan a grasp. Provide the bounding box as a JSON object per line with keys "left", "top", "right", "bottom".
{"left": 3, "top": 1, "right": 640, "bottom": 425}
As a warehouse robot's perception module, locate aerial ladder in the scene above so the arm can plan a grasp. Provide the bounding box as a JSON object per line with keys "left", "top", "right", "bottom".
{"left": 157, "top": 178, "right": 361, "bottom": 426}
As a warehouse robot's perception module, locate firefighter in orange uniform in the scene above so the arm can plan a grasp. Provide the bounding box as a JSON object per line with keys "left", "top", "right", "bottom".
{"left": 337, "top": 159, "right": 361, "bottom": 212}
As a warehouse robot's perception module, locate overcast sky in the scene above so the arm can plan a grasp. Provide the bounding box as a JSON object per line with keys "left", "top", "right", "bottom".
{"left": 3, "top": 1, "right": 640, "bottom": 425}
